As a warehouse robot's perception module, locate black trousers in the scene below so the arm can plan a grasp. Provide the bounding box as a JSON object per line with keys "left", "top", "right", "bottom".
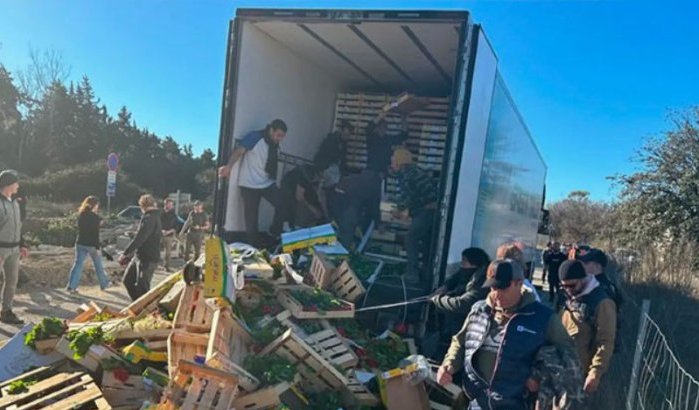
{"left": 240, "top": 185, "right": 283, "bottom": 235}
{"left": 123, "top": 259, "right": 157, "bottom": 301}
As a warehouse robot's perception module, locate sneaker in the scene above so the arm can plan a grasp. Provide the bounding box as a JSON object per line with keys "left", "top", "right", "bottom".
{"left": 0, "top": 310, "right": 24, "bottom": 325}
{"left": 66, "top": 288, "right": 80, "bottom": 295}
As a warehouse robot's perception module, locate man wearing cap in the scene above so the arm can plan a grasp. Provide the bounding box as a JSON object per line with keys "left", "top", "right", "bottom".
{"left": 181, "top": 201, "right": 209, "bottom": 261}
{"left": 391, "top": 147, "right": 438, "bottom": 285}
{"left": 0, "top": 170, "right": 29, "bottom": 324}
{"left": 437, "top": 259, "right": 573, "bottom": 409}
{"left": 578, "top": 248, "right": 623, "bottom": 308}
{"left": 558, "top": 259, "right": 617, "bottom": 395}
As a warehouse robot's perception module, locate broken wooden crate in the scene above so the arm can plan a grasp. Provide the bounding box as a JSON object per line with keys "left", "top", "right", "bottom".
{"left": 304, "top": 327, "right": 359, "bottom": 371}
{"left": 101, "top": 370, "right": 148, "bottom": 409}
{"left": 276, "top": 285, "right": 354, "bottom": 320}
{"left": 120, "top": 271, "right": 182, "bottom": 317}
{"left": 167, "top": 330, "right": 209, "bottom": 378}
{"left": 159, "top": 360, "right": 239, "bottom": 410}
{"left": 173, "top": 283, "right": 215, "bottom": 332}
{"left": 345, "top": 375, "right": 381, "bottom": 407}
{"left": 310, "top": 252, "right": 366, "bottom": 302}
{"left": 0, "top": 370, "right": 110, "bottom": 410}
{"left": 206, "top": 308, "right": 252, "bottom": 364}
{"left": 71, "top": 301, "right": 129, "bottom": 324}
{"left": 231, "top": 381, "right": 293, "bottom": 410}
{"left": 55, "top": 335, "right": 122, "bottom": 373}
{"left": 260, "top": 329, "right": 349, "bottom": 393}
{"left": 206, "top": 352, "right": 260, "bottom": 392}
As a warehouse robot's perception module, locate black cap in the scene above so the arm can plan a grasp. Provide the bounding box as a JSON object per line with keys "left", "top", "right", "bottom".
{"left": 0, "top": 170, "right": 19, "bottom": 189}
{"left": 578, "top": 248, "right": 608, "bottom": 267}
{"left": 559, "top": 260, "right": 587, "bottom": 281}
{"left": 482, "top": 259, "right": 524, "bottom": 289}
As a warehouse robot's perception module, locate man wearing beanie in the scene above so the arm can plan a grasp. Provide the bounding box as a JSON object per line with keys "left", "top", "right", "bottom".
{"left": 0, "top": 170, "right": 28, "bottom": 325}
{"left": 390, "top": 147, "right": 438, "bottom": 285}
{"left": 558, "top": 259, "right": 617, "bottom": 396}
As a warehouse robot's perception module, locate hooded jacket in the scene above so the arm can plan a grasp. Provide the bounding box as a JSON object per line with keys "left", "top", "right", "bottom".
{"left": 123, "top": 209, "right": 162, "bottom": 263}
{"left": 432, "top": 266, "right": 489, "bottom": 315}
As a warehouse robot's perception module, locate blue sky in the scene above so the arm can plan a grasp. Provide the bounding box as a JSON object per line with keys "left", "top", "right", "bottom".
{"left": 0, "top": 0, "right": 697, "bottom": 203}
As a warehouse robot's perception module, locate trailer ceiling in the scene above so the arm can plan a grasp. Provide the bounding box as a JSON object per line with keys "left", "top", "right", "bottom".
{"left": 252, "top": 20, "right": 461, "bottom": 95}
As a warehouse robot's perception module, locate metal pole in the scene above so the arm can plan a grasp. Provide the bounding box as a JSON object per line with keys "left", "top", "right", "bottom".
{"left": 107, "top": 196, "right": 111, "bottom": 217}
{"left": 626, "top": 299, "right": 651, "bottom": 410}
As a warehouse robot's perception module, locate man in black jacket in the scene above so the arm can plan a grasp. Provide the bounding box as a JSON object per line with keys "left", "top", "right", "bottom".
{"left": 160, "top": 199, "right": 178, "bottom": 272}
{"left": 431, "top": 248, "right": 491, "bottom": 336}
{"left": 120, "top": 194, "right": 162, "bottom": 300}
{"left": 331, "top": 170, "right": 383, "bottom": 250}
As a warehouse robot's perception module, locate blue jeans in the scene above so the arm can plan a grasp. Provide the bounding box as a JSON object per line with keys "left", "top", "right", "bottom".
{"left": 67, "top": 245, "right": 109, "bottom": 290}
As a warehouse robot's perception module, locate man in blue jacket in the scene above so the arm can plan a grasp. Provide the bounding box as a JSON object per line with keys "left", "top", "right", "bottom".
{"left": 437, "top": 259, "right": 574, "bottom": 409}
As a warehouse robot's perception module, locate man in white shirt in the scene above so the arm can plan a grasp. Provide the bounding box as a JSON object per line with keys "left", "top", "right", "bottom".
{"left": 219, "top": 119, "right": 287, "bottom": 237}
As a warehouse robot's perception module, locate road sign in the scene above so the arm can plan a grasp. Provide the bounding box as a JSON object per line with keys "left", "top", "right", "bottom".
{"left": 107, "top": 153, "right": 119, "bottom": 172}
{"left": 106, "top": 170, "right": 117, "bottom": 197}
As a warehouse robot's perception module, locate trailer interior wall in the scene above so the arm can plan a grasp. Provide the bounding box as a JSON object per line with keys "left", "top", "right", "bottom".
{"left": 470, "top": 74, "right": 547, "bottom": 257}
{"left": 223, "top": 13, "right": 464, "bottom": 231}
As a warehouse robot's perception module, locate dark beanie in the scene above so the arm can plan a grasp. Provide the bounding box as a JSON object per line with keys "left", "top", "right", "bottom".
{"left": 0, "top": 170, "right": 19, "bottom": 189}
{"left": 559, "top": 259, "right": 587, "bottom": 281}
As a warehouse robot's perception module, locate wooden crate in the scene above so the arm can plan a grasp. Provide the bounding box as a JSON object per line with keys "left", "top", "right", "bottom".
{"left": 206, "top": 308, "right": 252, "bottom": 364}
{"left": 304, "top": 328, "right": 358, "bottom": 370}
{"left": 345, "top": 376, "right": 381, "bottom": 407}
{"left": 309, "top": 252, "right": 336, "bottom": 289}
{"left": 34, "top": 337, "right": 60, "bottom": 354}
{"left": 101, "top": 371, "right": 148, "bottom": 409}
{"left": 120, "top": 271, "right": 182, "bottom": 317}
{"left": 231, "top": 382, "right": 291, "bottom": 410}
{"left": 159, "top": 360, "right": 238, "bottom": 410}
{"left": 260, "top": 329, "right": 348, "bottom": 393}
{"left": 0, "top": 371, "right": 110, "bottom": 410}
{"left": 72, "top": 301, "right": 128, "bottom": 324}
{"left": 276, "top": 285, "right": 354, "bottom": 320}
{"left": 55, "top": 336, "right": 122, "bottom": 373}
{"left": 167, "top": 331, "right": 209, "bottom": 378}
{"left": 205, "top": 352, "right": 260, "bottom": 392}
{"left": 173, "top": 283, "right": 215, "bottom": 332}
{"left": 330, "top": 260, "right": 366, "bottom": 302}
{"left": 0, "top": 363, "right": 65, "bottom": 397}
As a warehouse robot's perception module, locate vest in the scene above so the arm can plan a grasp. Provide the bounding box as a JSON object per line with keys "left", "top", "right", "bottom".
{"left": 463, "top": 300, "right": 552, "bottom": 409}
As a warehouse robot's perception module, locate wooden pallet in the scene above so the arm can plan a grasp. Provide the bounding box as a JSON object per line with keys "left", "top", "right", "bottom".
{"left": 330, "top": 260, "right": 366, "bottom": 302}
{"left": 309, "top": 252, "right": 336, "bottom": 289}
{"left": 260, "top": 329, "right": 349, "bottom": 393}
{"left": 0, "top": 371, "right": 110, "bottom": 410}
{"left": 304, "top": 328, "right": 358, "bottom": 370}
{"left": 205, "top": 352, "right": 260, "bottom": 392}
{"left": 173, "top": 283, "right": 215, "bottom": 332}
{"left": 276, "top": 286, "right": 354, "bottom": 320}
{"left": 206, "top": 308, "right": 252, "bottom": 364}
{"left": 167, "top": 330, "right": 209, "bottom": 378}
{"left": 231, "top": 382, "right": 292, "bottom": 410}
{"left": 120, "top": 271, "right": 182, "bottom": 317}
{"left": 159, "top": 360, "right": 238, "bottom": 410}
{"left": 101, "top": 371, "right": 148, "bottom": 409}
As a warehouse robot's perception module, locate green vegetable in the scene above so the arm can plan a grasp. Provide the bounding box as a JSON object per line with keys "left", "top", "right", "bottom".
{"left": 289, "top": 288, "right": 350, "bottom": 313}
{"left": 306, "top": 390, "right": 344, "bottom": 410}
{"left": 66, "top": 326, "right": 113, "bottom": 359}
{"left": 92, "top": 311, "right": 114, "bottom": 322}
{"left": 24, "top": 317, "right": 65, "bottom": 349}
{"left": 346, "top": 255, "right": 381, "bottom": 281}
{"left": 7, "top": 378, "right": 37, "bottom": 395}
{"left": 243, "top": 354, "right": 295, "bottom": 386}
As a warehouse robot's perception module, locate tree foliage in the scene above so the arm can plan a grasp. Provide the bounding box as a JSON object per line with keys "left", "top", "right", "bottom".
{"left": 611, "top": 107, "right": 699, "bottom": 244}
{"left": 0, "top": 55, "right": 216, "bottom": 206}
{"left": 548, "top": 190, "right": 616, "bottom": 246}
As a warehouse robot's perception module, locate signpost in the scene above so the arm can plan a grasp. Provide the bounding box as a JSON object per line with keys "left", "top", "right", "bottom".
{"left": 106, "top": 153, "right": 119, "bottom": 215}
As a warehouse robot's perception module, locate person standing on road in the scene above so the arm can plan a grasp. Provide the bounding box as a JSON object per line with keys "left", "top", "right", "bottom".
{"left": 578, "top": 248, "right": 623, "bottom": 309}
{"left": 218, "top": 119, "right": 286, "bottom": 239}
{"left": 390, "top": 148, "right": 438, "bottom": 285}
{"left": 0, "top": 170, "right": 28, "bottom": 325}
{"left": 66, "top": 196, "right": 110, "bottom": 293}
{"left": 557, "top": 259, "right": 617, "bottom": 396}
{"left": 543, "top": 242, "right": 567, "bottom": 302}
{"left": 541, "top": 242, "right": 553, "bottom": 284}
{"left": 182, "top": 201, "right": 209, "bottom": 261}
{"left": 119, "top": 195, "right": 162, "bottom": 301}
{"left": 436, "top": 259, "right": 574, "bottom": 409}
{"left": 160, "top": 199, "right": 178, "bottom": 271}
